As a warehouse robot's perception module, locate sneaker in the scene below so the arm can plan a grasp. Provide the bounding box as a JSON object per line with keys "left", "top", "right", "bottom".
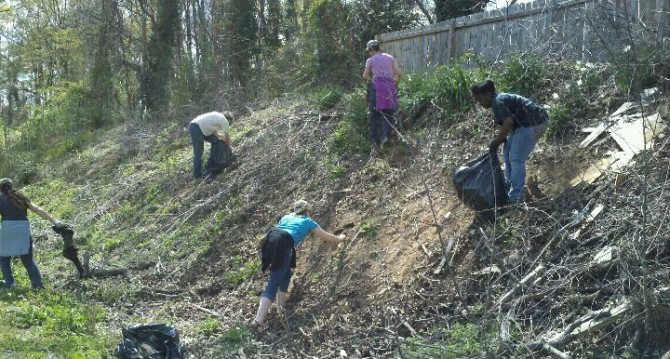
{"left": 248, "top": 320, "right": 264, "bottom": 333}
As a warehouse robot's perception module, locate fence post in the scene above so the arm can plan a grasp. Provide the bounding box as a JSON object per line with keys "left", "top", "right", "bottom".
{"left": 447, "top": 20, "right": 456, "bottom": 64}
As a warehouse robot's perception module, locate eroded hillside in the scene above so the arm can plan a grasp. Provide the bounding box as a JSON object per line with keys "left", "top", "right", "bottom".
{"left": 7, "top": 83, "right": 670, "bottom": 358}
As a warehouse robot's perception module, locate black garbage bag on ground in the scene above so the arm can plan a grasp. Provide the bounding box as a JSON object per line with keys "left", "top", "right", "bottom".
{"left": 115, "top": 324, "right": 183, "bottom": 359}
{"left": 51, "top": 224, "right": 86, "bottom": 278}
{"left": 453, "top": 152, "right": 509, "bottom": 221}
{"left": 203, "top": 139, "right": 235, "bottom": 178}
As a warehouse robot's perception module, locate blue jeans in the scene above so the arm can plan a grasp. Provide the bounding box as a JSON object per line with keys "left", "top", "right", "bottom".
{"left": 261, "top": 248, "right": 293, "bottom": 300}
{"left": 189, "top": 123, "right": 220, "bottom": 178}
{"left": 502, "top": 121, "right": 548, "bottom": 202}
{"left": 0, "top": 238, "right": 43, "bottom": 289}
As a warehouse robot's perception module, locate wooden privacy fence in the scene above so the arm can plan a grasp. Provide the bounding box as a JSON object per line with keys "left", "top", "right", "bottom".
{"left": 378, "top": 0, "right": 670, "bottom": 73}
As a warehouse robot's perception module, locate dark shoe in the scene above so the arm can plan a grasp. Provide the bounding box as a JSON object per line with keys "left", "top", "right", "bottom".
{"left": 248, "top": 320, "right": 264, "bottom": 333}
{"left": 1, "top": 282, "right": 16, "bottom": 289}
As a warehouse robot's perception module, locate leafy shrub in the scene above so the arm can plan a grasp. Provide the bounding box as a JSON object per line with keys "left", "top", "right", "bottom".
{"left": 399, "top": 58, "right": 479, "bottom": 126}
{"left": 544, "top": 62, "right": 610, "bottom": 139}
{"left": 494, "top": 53, "right": 550, "bottom": 100}
{"left": 312, "top": 85, "right": 343, "bottom": 110}
{"left": 328, "top": 88, "right": 370, "bottom": 155}
{"left": 612, "top": 44, "right": 660, "bottom": 96}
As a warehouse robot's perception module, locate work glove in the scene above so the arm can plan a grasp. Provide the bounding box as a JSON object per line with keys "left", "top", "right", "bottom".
{"left": 53, "top": 220, "right": 65, "bottom": 228}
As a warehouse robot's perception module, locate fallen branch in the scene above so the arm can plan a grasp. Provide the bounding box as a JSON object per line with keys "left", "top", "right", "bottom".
{"left": 497, "top": 264, "right": 546, "bottom": 307}
{"left": 524, "top": 299, "right": 631, "bottom": 358}
{"left": 82, "top": 252, "right": 131, "bottom": 279}
{"left": 190, "top": 303, "right": 224, "bottom": 318}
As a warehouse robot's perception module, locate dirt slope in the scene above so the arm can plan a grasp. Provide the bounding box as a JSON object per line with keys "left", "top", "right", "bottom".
{"left": 38, "top": 94, "right": 670, "bottom": 358}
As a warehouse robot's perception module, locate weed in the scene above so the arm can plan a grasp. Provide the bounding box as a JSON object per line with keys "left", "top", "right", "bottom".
{"left": 214, "top": 325, "right": 253, "bottom": 356}
{"left": 312, "top": 85, "right": 343, "bottom": 110}
{"left": 359, "top": 220, "right": 378, "bottom": 238}
{"left": 224, "top": 256, "right": 260, "bottom": 287}
{"left": 194, "top": 318, "right": 222, "bottom": 337}
{"left": 320, "top": 155, "right": 348, "bottom": 179}
{"left": 399, "top": 56, "right": 480, "bottom": 127}
{"left": 94, "top": 281, "right": 139, "bottom": 304}
{"left": 327, "top": 89, "right": 370, "bottom": 156}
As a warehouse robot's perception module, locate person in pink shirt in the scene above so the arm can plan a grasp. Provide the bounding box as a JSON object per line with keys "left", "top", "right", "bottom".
{"left": 363, "top": 40, "right": 402, "bottom": 153}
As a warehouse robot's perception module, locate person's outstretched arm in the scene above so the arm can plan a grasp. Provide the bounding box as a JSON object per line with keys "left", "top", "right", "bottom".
{"left": 312, "top": 227, "right": 345, "bottom": 244}
{"left": 27, "top": 203, "right": 59, "bottom": 225}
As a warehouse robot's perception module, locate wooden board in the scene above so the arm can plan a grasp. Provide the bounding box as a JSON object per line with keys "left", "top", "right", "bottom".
{"left": 570, "top": 156, "right": 619, "bottom": 186}
{"left": 608, "top": 113, "right": 665, "bottom": 155}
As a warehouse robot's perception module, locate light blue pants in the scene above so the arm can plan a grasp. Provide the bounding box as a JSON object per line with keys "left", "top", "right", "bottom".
{"left": 502, "top": 121, "right": 548, "bottom": 202}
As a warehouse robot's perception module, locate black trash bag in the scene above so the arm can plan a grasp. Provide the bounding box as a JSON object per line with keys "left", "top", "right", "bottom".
{"left": 52, "top": 223, "right": 86, "bottom": 278}
{"left": 453, "top": 152, "right": 509, "bottom": 221}
{"left": 115, "top": 324, "right": 183, "bottom": 359}
{"left": 203, "top": 139, "right": 235, "bottom": 177}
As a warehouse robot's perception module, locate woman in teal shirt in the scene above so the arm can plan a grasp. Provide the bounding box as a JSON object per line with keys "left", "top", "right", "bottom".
{"left": 251, "top": 200, "right": 345, "bottom": 330}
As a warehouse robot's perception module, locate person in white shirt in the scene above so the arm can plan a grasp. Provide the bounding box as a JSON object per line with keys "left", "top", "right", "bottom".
{"left": 188, "top": 111, "right": 234, "bottom": 179}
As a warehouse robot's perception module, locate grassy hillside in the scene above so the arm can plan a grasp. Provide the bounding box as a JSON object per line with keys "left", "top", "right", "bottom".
{"left": 1, "top": 54, "right": 670, "bottom": 358}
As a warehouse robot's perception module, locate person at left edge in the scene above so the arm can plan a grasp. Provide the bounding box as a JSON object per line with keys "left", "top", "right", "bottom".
{"left": 0, "top": 178, "right": 65, "bottom": 289}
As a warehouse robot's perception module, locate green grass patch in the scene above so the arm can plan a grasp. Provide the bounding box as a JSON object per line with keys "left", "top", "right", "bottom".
{"left": 224, "top": 256, "right": 260, "bottom": 287}
{"left": 0, "top": 289, "right": 113, "bottom": 357}
{"left": 213, "top": 324, "right": 254, "bottom": 357}
{"left": 194, "top": 317, "right": 222, "bottom": 337}
{"left": 401, "top": 322, "right": 497, "bottom": 358}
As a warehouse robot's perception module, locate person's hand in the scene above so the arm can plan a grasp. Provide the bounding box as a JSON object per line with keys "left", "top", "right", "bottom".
{"left": 338, "top": 233, "right": 346, "bottom": 242}
{"left": 488, "top": 139, "right": 501, "bottom": 152}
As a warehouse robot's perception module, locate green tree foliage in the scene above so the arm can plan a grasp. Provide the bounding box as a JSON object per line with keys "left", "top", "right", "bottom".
{"left": 0, "top": 0, "right": 424, "bottom": 146}
{"left": 435, "top": 0, "right": 489, "bottom": 22}
{"left": 307, "top": 0, "right": 356, "bottom": 86}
